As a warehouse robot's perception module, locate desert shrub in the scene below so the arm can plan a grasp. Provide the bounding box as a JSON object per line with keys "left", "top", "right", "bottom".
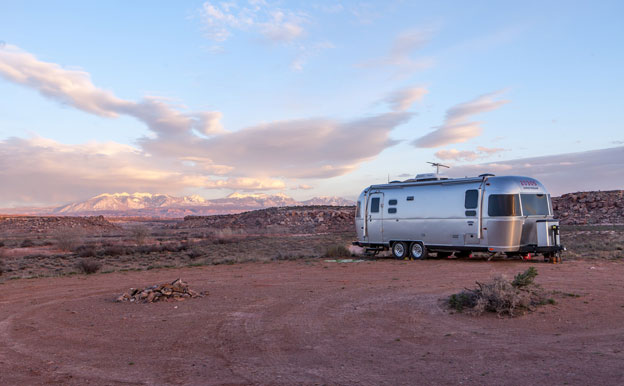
{"left": 512, "top": 266, "right": 538, "bottom": 287}
{"left": 212, "top": 237, "right": 236, "bottom": 245}
{"left": 448, "top": 267, "right": 547, "bottom": 317}
{"left": 20, "top": 239, "right": 35, "bottom": 248}
{"left": 99, "top": 245, "right": 127, "bottom": 256}
{"left": 157, "top": 243, "right": 180, "bottom": 252}
{"left": 0, "top": 241, "right": 5, "bottom": 248}
{"left": 76, "top": 259, "right": 101, "bottom": 274}
{"left": 129, "top": 225, "right": 150, "bottom": 245}
{"left": 187, "top": 249, "right": 203, "bottom": 260}
{"left": 272, "top": 252, "right": 304, "bottom": 261}
{"left": 74, "top": 244, "right": 97, "bottom": 257}
{"left": 324, "top": 245, "right": 351, "bottom": 258}
{"left": 136, "top": 245, "right": 161, "bottom": 254}
{"left": 54, "top": 227, "right": 84, "bottom": 251}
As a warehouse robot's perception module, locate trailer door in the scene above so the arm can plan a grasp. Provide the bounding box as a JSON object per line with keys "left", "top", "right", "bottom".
{"left": 463, "top": 189, "right": 481, "bottom": 245}
{"left": 366, "top": 193, "right": 384, "bottom": 244}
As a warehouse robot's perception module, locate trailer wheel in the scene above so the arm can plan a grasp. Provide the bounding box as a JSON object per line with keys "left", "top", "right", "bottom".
{"left": 391, "top": 242, "right": 408, "bottom": 260}
{"left": 410, "top": 242, "right": 427, "bottom": 260}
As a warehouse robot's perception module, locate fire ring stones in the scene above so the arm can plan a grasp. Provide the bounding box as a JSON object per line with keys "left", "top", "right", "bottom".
{"left": 116, "top": 278, "right": 205, "bottom": 303}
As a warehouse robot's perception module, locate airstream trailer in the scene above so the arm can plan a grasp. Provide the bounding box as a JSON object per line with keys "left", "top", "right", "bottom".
{"left": 353, "top": 173, "right": 564, "bottom": 262}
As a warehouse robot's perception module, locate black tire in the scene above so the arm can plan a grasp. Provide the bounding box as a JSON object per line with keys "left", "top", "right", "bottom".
{"left": 410, "top": 242, "right": 427, "bottom": 260}
{"left": 437, "top": 251, "right": 452, "bottom": 259}
{"left": 456, "top": 251, "right": 472, "bottom": 259}
{"left": 392, "top": 242, "right": 408, "bottom": 260}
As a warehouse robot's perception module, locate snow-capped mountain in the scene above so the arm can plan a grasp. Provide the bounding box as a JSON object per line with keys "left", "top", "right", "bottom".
{"left": 54, "top": 192, "right": 207, "bottom": 213}
{"left": 49, "top": 192, "right": 354, "bottom": 217}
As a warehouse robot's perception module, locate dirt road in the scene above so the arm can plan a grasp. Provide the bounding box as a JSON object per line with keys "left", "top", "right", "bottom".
{"left": 1, "top": 259, "right": 623, "bottom": 385}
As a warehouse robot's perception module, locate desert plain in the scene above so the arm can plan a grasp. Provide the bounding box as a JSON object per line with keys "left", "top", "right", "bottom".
{"left": 1, "top": 196, "right": 624, "bottom": 385}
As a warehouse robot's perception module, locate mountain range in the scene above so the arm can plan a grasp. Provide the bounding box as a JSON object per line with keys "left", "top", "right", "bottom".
{"left": 2, "top": 192, "right": 354, "bottom": 218}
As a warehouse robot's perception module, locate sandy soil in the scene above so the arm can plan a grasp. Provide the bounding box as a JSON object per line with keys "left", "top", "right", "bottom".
{"left": 1, "top": 259, "right": 623, "bottom": 385}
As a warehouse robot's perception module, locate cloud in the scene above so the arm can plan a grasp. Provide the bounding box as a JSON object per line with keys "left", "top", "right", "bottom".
{"left": 203, "top": 177, "right": 286, "bottom": 190}
{"left": 200, "top": 1, "right": 306, "bottom": 44}
{"left": 147, "top": 112, "right": 411, "bottom": 179}
{"left": 0, "top": 136, "right": 289, "bottom": 206}
{"left": 290, "top": 184, "right": 313, "bottom": 190}
{"left": 259, "top": 10, "right": 305, "bottom": 42}
{"left": 447, "top": 146, "right": 624, "bottom": 196}
{"left": 412, "top": 91, "right": 509, "bottom": 148}
{"left": 291, "top": 41, "right": 334, "bottom": 71}
{"left": 435, "top": 146, "right": 506, "bottom": 162}
{"left": 0, "top": 45, "right": 414, "bottom": 205}
{"left": 0, "top": 45, "right": 130, "bottom": 117}
{"left": 384, "top": 86, "right": 428, "bottom": 112}
{"left": 359, "top": 28, "right": 435, "bottom": 76}
{"left": 0, "top": 44, "right": 223, "bottom": 140}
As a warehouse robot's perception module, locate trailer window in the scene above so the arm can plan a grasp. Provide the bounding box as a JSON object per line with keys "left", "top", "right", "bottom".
{"left": 388, "top": 208, "right": 397, "bottom": 214}
{"left": 356, "top": 201, "right": 362, "bottom": 218}
{"left": 488, "top": 194, "right": 520, "bottom": 216}
{"left": 388, "top": 199, "right": 397, "bottom": 205}
{"left": 465, "top": 190, "right": 478, "bottom": 209}
{"left": 406, "top": 196, "right": 414, "bottom": 201}
{"left": 521, "top": 194, "right": 551, "bottom": 216}
{"left": 370, "top": 197, "right": 380, "bottom": 213}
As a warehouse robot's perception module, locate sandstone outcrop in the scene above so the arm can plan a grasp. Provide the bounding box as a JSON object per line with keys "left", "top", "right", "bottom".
{"left": 179, "top": 205, "right": 356, "bottom": 234}
{"left": 0, "top": 215, "right": 120, "bottom": 235}
{"left": 552, "top": 190, "right": 624, "bottom": 225}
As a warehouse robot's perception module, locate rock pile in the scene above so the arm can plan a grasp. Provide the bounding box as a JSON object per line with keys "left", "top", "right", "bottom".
{"left": 0, "top": 215, "right": 120, "bottom": 235}
{"left": 116, "top": 278, "right": 204, "bottom": 303}
{"left": 552, "top": 190, "right": 624, "bottom": 225}
{"left": 179, "top": 205, "right": 355, "bottom": 234}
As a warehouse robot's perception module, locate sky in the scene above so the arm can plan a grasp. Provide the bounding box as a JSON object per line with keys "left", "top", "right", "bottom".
{"left": 0, "top": 0, "right": 623, "bottom": 207}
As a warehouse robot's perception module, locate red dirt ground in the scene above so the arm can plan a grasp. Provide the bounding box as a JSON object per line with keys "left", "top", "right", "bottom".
{"left": 1, "top": 259, "right": 623, "bottom": 385}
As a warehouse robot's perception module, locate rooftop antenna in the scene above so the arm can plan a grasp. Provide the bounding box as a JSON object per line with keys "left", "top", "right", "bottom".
{"left": 427, "top": 162, "right": 450, "bottom": 174}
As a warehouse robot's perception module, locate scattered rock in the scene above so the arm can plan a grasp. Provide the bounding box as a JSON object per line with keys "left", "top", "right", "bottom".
{"left": 179, "top": 205, "right": 355, "bottom": 234}
{"left": 552, "top": 191, "right": 624, "bottom": 225}
{"left": 0, "top": 215, "right": 120, "bottom": 235}
{"left": 116, "top": 278, "right": 204, "bottom": 303}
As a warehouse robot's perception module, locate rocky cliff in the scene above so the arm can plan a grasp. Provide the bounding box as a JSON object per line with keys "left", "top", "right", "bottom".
{"left": 552, "top": 190, "right": 624, "bottom": 225}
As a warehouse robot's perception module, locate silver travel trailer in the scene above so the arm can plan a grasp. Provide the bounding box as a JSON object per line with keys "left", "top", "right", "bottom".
{"left": 353, "top": 173, "right": 564, "bottom": 261}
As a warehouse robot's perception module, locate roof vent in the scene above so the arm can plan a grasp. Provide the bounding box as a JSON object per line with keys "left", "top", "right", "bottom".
{"left": 415, "top": 173, "right": 449, "bottom": 182}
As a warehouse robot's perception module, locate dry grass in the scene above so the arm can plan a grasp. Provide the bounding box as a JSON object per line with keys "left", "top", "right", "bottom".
{"left": 561, "top": 225, "right": 624, "bottom": 260}
{"left": 448, "top": 267, "right": 551, "bottom": 317}
{"left": 76, "top": 259, "right": 102, "bottom": 274}
{"left": 129, "top": 225, "right": 150, "bottom": 245}
{"left": 324, "top": 244, "right": 351, "bottom": 258}
{"left": 54, "top": 227, "right": 85, "bottom": 251}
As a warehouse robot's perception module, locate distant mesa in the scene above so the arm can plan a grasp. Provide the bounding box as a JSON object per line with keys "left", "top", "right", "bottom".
{"left": 12, "top": 192, "right": 355, "bottom": 218}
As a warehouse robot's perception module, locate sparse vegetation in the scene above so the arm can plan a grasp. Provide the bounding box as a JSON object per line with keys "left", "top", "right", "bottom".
{"left": 20, "top": 239, "right": 35, "bottom": 248}
{"left": 187, "top": 249, "right": 203, "bottom": 260}
{"left": 74, "top": 244, "right": 97, "bottom": 257}
{"left": 54, "top": 227, "right": 84, "bottom": 251}
{"left": 448, "top": 267, "right": 548, "bottom": 317}
{"left": 76, "top": 259, "right": 102, "bottom": 274}
{"left": 324, "top": 245, "right": 351, "bottom": 258}
{"left": 130, "top": 225, "right": 150, "bottom": 245}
